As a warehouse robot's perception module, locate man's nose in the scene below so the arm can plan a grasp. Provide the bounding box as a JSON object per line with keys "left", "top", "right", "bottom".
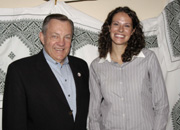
{"left": 57, "top": 37, "right": 65, "bottom": 46}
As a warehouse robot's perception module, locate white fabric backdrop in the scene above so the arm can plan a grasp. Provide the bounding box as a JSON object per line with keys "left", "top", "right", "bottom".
{"left": 142, "top": 0, "right": 180, "bottom": 129}
{"left": 0, "top": 0, "right": 179, "bottom": 129}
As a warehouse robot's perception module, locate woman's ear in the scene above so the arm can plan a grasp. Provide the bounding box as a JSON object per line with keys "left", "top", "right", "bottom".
{"left": 131, "top": 28, "right": 135, "bottom": 35}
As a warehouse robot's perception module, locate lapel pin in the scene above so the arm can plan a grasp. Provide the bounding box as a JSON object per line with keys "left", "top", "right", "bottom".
{"left": 77, "top": 72, "right": 81, "bottom": 77}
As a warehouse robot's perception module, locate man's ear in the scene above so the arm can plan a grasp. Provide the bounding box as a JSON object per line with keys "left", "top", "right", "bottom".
{"left": 39, "top": 32, "right": 45, "bottom": 45}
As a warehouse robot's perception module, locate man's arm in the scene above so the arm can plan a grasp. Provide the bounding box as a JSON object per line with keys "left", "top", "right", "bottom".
{"left": 3, "top": 63, "right": 28, "bottom": 130}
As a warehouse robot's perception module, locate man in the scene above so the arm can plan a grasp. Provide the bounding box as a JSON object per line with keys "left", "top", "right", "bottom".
{"left": 3, "top": 14, "right": 89, "bottom": 130}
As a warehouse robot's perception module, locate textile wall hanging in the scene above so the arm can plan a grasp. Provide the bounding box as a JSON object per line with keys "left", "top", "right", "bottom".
{"left": 0, "top": 0, "right": 180, "bottom": 130}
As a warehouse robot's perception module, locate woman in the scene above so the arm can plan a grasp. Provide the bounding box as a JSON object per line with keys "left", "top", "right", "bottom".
{"left": 88, "top": 6, "right": 169, "bottom": 130}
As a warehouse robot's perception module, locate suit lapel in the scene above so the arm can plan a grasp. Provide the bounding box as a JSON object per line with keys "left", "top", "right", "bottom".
{"left": 35, "top": 51, "right": 70, "bottom": 109}
{"left": 68, "top": 56, "right": 81, "bottom": 99}
{"left": 68, "top": 56, "right": 90, "bottom": 129}
{"left": 68, "top": 56, "right": 83, "bottom": 122}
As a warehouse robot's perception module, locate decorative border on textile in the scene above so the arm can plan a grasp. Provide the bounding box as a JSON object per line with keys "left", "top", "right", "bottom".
{"left": 0, "top": 19, "right": 43, "bottom": 55}
{"left": 164, "top": 0, "right": 180, "bottom": 58}
{"left": 0, "top": 69, "right": 5, "bottom": 93}
{"left": 145, "top": 35, "right": 158, "bottom": 48}
{"left": 172, "top": 97, "right": 180, "bottom": 130}
{"left": 71, "top": 26, "right": 99, "bottom": 55}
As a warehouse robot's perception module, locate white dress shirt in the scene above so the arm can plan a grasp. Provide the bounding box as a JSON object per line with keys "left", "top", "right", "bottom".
{"left": 88, "top": 48, "right": 169, "bottom": 130}
{"left": 43, "top": 49, "right": 77, "bottom": 120}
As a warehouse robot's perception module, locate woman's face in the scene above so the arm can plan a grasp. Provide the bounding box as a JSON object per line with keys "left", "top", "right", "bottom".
{"left": 109, "top": 12, "right": 135, "bottom": 46}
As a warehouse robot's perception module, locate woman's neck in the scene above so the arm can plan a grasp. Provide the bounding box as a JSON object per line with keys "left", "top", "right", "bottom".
{"left": 110, "top": 44, "right": 127, "bottom": 65}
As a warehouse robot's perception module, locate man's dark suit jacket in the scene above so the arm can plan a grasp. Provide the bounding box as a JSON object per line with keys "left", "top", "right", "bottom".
{"left": 3, "top": 50, "right": 89, "bottom": 130}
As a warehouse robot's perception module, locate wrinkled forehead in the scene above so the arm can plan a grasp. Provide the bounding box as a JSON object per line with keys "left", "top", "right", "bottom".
{"left": 44, "top": 19, "right": 73, "bottom": 34}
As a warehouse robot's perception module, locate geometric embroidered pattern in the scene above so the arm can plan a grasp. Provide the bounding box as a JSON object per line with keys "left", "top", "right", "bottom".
{"left": 172, "top": 98, "right": 180, "bottom": 130}
{"left": 165, "top": 0, "right": 180, "bottom": 57}
{"left": 0, "top": 69, "right": 5, "bottom": 93}
{"left": 0, "top": 19, "right": 43, "bottom": 55}
{"left": 145, "top": 35, "right": 158, "bottom": 48}
{"left": 71, "top": 26, "right": 99, "bottom": 55}
{"left": 8, "top": 52, "right": 16, "bottom": 60}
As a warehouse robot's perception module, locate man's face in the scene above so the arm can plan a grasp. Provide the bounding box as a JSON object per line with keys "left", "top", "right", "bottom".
{"left": 40, "top": 19, "right": 73, "bottom": 64}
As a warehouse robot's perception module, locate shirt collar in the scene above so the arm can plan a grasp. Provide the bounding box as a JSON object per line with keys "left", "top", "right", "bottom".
{"left": 133, "top": 50, "right": 145, "bottom": 59}
{"left": 43, "top": 48, "right": 69, "bottom": 65}
{"left": 98, "top": 50, "right": 145, "bottom": 63}
{"left": 99, "top": 52, "right": 111, "bottom": 63}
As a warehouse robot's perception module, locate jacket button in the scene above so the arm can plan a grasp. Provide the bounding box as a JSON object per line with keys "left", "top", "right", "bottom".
{"left": 68, "top": 111, "right": 73, "bottom": 116}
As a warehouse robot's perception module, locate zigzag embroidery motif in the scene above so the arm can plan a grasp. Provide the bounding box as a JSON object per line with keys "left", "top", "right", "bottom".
{"left": 0, "top": 69, "right": 5, "bottom": 93}
{"left": 165, "top": 0, "right": 180, "bottom": 57}
{"left": 145, "top": 35, "right": 158, "bottom": 48}
{"left": 172, "top": 97, "right": 180, "bottom": 130}
{"left": 0, "top": 20, "right": 43, "bottom": 55}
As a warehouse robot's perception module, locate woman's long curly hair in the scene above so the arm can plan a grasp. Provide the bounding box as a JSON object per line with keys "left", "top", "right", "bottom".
{"left": 98, "top": 6, "right": 145, "bottom": 62}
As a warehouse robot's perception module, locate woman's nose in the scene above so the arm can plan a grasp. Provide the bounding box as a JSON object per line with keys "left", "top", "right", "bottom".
{"left": 119, "top": 26, "right": 123, "bottom": 32}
